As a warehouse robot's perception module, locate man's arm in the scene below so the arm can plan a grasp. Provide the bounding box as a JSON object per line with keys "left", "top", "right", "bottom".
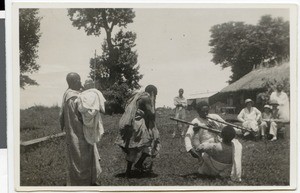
{"left": 174, "top": 97, "right": 183, "bottom": 107}
{"left": 255, "top": 108, "right": 262, "bottom": 122}
{"left": 195, "top": 142, "right": 218, "bottom": 155}
{"left": 59, "top": 99, "right": 65, "bottom": 130}
{"left": 182, "top": 98, "right": 187, "bottom": 107}
{"left": 184, "top": 126, "right": 194, "bottom": 152}
{"left": 143, "top": 95, "right": 156, "bottom": 120}
{"left": 237, "top": 109, "right": 245, "bottom": 122}
{"left": 208, "top": 114, "right": 226, "bottom": 129}
{"left": 281, "top": 92, "right": 289, "bottom": 105}
{"left": 185, "top": 119, "right": 201, "bottom": 158}
{"left": 59, "top": 109, "right": 64, "bottom": 131}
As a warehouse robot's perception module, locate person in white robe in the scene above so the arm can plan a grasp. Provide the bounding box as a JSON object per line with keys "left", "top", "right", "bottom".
{"left": 237, "top": 99, "right": 261, "bottom": 138}
{"left": 116, "top": 85, "right": 160, "bottom": 177}
{"left": 173, "top": 88, "right": 188, "bottom": 138}
{"left": 185, "top": 101, "right": 225, "bottom": 158}
{"left": 270, "top": 84, "right": 290, "bottom": 121}
{"left": 185, "top": 112, "right": 242, "bottom": 182}
{"left": 59, "top": 73, "right": 104, "bottom": 186}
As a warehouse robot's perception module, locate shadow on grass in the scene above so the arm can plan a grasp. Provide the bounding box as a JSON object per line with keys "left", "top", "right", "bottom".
{"left": 115, "top": 170, "right": 159, "bottom": 179}
{"left": 180, "top": 172, "right": 220, "bottom": 180}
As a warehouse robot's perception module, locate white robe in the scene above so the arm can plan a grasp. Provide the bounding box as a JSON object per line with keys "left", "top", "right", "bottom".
{"left": 196, "top": 139, "right": 242, "bottom": 182}
{"left": 76, "top": 88, "right": 106, "bottom": 144}
{"left": 59, "top": 89, "right": 102, "bottom": 186}
{"left": 270, "top": 91, "right": 290, "bottom": 121}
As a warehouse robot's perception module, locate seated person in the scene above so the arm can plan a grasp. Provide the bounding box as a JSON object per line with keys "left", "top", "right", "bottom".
{"left": 185, "top": 101, "right": 225, "bottom": 151}
{"left": 267, "top": 100, "right": 286, "bottom": 141}
{"left": 237, "top": 99, "right": 261, "bottom": 138}
{"left": 259, "top": 105, "right": 273, "bottom": 139}
{"left": 187, "top": 126, "right": 242, "bottom": 182}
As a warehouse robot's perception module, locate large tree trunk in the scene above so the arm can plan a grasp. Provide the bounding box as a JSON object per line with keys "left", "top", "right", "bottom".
{"left": 101, "top": 9, "right": 114, "bottom": 54}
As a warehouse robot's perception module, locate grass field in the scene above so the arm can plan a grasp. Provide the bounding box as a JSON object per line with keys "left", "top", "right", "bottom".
{"left": 20, "top": 106, "right": 290, "bottom": 186}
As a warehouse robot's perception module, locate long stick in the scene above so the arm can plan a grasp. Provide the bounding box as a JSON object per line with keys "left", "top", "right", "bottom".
{"left": 206, "top": 116, "right": 253, "bottom": 133}
{"left": 170, "top": 117, "right": 221, "bottom": 134}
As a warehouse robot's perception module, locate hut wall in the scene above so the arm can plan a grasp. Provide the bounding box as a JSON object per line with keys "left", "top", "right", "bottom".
{"left": 209, "top": 90, "right": 261, "bottom": 113}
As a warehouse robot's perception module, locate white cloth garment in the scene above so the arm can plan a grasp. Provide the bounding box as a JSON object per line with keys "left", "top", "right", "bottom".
{"left": 196, "top": 139, "right": 242, "bottom": 182}
{"left": 195, "top": 139, "right": 242, "bottom": 182}
{"left": 76, "top": 88, "right": 106, "bottom": 145}
{"left": 237, "top": 107, "right": 261, "bottom": 132}
{"left": 185, "top": 114, "right": 224, "bottom": 152}
{"left": 270, "top": 91, "right": 290, "bottom": 121}
{"left": 230, "top": 139, "right": 242, "bottom": 182}
{"left": 174, "top": 96, "right": 187, "bottom": 119}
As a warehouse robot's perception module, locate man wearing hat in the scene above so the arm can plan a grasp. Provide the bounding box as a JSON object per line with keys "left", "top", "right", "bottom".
{"left": 237, "top": 99, "right": 261, "bottom": 137}
{"left": 267, "top": 99, "right": 285, "bottom": 141}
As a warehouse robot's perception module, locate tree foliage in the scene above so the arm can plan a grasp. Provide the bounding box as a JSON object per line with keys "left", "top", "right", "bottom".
{"left": 262, "top": 78, "right": 290, "bottom": 97}
{"left": 68, "top": 9, "right": 142, "bottom": 113}
{"left": 209, "top": 15, "right": 289, "bottom": 83}
{"left": 68, "top": 9, "right": 135, "bottom": 53}
{"left": 19, "top": 9, "right": 42, "bottom": 88}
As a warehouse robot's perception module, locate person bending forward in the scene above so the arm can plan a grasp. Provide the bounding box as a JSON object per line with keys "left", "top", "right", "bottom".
{"left": 116, "top": 85, "right": 161, "bottom": 177}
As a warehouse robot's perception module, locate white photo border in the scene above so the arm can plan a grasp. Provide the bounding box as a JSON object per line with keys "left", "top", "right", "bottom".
{"left": 7, "top": 1, "right": 298, "bottom": 192}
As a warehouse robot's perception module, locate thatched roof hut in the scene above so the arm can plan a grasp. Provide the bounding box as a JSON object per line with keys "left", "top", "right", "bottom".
{"left": 210, "top": 62, "right": 290, "bottom": 112}
{"left": 220, "top": 62, "right": 290, "bottom": 93}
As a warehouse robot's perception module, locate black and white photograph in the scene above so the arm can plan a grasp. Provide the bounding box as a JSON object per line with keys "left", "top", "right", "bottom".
{"left": 11, "top": 2, "right": 297, "bottom": 192}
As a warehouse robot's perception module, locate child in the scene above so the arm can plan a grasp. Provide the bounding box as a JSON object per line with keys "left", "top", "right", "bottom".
{"left": 259, "top": 105, "right": 272, "bottom": 139}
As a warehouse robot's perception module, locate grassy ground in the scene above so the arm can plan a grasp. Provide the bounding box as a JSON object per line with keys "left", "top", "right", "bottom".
{"left": 20, "top": 106, "right": 290, "bottom": 186}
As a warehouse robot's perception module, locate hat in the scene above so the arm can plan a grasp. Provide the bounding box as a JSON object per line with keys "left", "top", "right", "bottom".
{"left": 269, "top": 99, "right": 279, "bottom": 105}
{"left": 263, "top": 105, "right": 272, "bottom": 110}
{"left": 244, "top": 98, "right": 253, "bottom": 104}
{"left": 196, "top": 101, "right": 209, "bottom": 111}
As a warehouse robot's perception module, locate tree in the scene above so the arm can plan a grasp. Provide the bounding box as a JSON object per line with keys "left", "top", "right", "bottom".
{"left": 68, "top": 9, "right": 135, "bottom": 53}
{"left": 68, "top": 9, "right": 142, "bottom": 113}
{"left": 19, "top": 9, "right": 42, "bottom": 88}
{"left": 209, "top": 15, "right": 289, "bottom": 83}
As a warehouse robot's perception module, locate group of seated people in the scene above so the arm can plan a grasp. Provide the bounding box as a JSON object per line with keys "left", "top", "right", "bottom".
{"left": 237, "top": 98, "right": 288, "bottom": 141}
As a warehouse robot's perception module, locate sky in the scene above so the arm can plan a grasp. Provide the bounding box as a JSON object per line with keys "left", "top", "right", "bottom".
{"left": 20, "top": 8, "right": 289, "bottom": 109}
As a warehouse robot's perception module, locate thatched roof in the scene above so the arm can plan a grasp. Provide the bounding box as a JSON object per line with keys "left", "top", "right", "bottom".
{"left": 188, "top": 91, "right": 218, "bottom": 100}
{"left": 220, "top": 62, "right": 289, "bottom": 93}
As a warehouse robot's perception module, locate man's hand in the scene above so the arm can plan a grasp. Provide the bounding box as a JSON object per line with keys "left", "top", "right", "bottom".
{"left": 189, "top": 148, "right": 200, "bottom": 158}
{"left": 207, "top": 120, "right": 218, "bottom": 128}
{"left": 193, "top": 123, "right": 202, "bottom": 132}
{"left": 257, "top": 119, "right": 262, "bottom": 125}
{"left": 193, "top": 126, "right": 201, "bottom": 132}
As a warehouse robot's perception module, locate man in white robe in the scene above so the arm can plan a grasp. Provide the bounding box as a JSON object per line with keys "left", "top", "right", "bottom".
{"left": 184, "top": 101, "right": 242, "bottom": 181}
{"left": 59, "top": 73, "right": 102, "bottom": 186}
{"left": 185, "top": 101, "right": 225, "bottom": 159}
{"left": 270, "top": 84, "right": 290, "bottom": 121}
